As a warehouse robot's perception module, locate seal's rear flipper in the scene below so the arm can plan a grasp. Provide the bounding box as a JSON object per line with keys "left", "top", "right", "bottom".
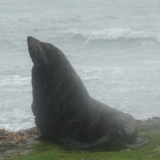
{"left": 62, "top": 136, "right": 150, "bottom": 152}
{"left": 120, "top": 137, "right": 150, "bottom": 150}
{"left": 62, "top": 134, "right": 114, "bottom": 152}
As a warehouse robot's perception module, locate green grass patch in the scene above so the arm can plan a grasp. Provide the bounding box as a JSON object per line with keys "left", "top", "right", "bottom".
{"left": 10, "top": 130, "right": 160, "bottom": 160}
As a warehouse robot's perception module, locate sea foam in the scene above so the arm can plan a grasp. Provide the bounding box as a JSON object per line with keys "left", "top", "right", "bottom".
{"left": 70, "top": 28, "right": 160, "bottom": 42}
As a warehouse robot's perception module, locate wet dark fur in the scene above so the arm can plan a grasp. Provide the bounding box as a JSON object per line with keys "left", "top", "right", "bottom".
{"left": 27, "top": 36, "right": 149, "bottom": 152}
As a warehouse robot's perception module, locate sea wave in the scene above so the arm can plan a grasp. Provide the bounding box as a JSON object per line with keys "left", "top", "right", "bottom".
{"left": 69, "top": 28, "right": 160, "bottom": 42}
{"left": 0, "top": 107, "right": 34, "bottom": 132}
{"left": 0, "top": 75, "right": 31, "bottom": 87}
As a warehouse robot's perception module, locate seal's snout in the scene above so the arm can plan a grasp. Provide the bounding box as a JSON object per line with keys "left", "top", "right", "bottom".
{"left": 27, "top": 36, "right": 34, "bottom": 43}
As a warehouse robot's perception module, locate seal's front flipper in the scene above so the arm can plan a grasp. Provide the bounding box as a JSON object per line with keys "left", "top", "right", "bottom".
{"left": 26, "top": 132, "right": 47, "bottom": 143}
{"left": 120, "top": 137, "right": 150, "bottom": 150}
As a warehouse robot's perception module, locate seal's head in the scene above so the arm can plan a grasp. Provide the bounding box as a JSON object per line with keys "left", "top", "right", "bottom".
{"left": 27, "top": 36, "right": 63, "bottom": 66}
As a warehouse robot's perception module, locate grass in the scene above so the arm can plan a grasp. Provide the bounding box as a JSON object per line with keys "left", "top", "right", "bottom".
{"left": 10, "top": 130, "right": 160, "bottom": 160}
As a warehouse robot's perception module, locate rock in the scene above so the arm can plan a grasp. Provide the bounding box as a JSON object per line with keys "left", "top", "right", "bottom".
{"left": 19, "top": 144, "right": 24, "bottom": 147}
{"left": 27, "top": 144, "right": 35, "bottom": 149}
{"left": 18, "top": 127, "right": 40, "bottom": 136}
{"left": 25, "top": 138, "right": 35, "bottom": 143}
{"left": 18, "top": 132, "right": 27, "bottom": 136}
{"left": 0, "top": 136, "right": 6, "bottom": 140}
{"left": 137, "top": 117, "right": 160, "bottom": 131}
{"left": 12, "top": 152, "right": 20, "bottom": 158}
{"left": 136, "top": 119, "right": 143, "bottom": 124}
{"left": 0, "top": 129, "right": 5, "bottom": 136}
{"left": 20, "top": 149, "right": 36, "bottom": 156}
{"left": 4, "top": 150, "right": 20, "bottom": 155}
{"left": 26, "top": 140, "right": 41, "bottom": 145}
{"left": 0, "top": 157, "right": 4, "bottom": 160}
{"left": 154, "top": 146, "right": 160, "bottom": 150}
{"left": 151, "top": 117, "right": 160, "bottom": 123}
{"left": 0, "top": 141, "right": 18, "bottom": 148}
{"left": 26, "top": 140, "right": 41, "bottom": 149}
{"left": 0, "top": 147, "right": 6, "bottom": 151}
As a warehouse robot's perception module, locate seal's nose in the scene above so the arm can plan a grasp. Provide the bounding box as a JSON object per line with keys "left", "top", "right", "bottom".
{"left": 27, "top": 36, "right": 32, "bottom": 43}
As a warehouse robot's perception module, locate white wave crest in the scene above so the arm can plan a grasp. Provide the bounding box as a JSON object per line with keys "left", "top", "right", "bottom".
{"left": 70, "top": 28, "right": 159, "bottom": 41}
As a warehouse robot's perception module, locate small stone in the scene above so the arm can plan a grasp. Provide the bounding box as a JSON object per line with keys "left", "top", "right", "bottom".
{"left": 4, "top": 150, "right": 20, "bottom": 155}
{"left": 20, "top": 149, "right": 36, "bottom": 156}
{"left": 154, "top": 146, "right": 160, "bottom": 150}
{"left": 0, "top": 147, "right": 5, "bottom": 151}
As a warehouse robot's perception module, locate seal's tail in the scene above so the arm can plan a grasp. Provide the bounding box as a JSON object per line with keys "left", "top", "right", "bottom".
{"left": 61, "top": 135, "right": 150, "bottom": 152}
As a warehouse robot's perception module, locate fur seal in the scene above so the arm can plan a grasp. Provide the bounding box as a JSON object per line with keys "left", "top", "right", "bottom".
{"left": 27, "top": 36, "right": 149, "bottom": 152}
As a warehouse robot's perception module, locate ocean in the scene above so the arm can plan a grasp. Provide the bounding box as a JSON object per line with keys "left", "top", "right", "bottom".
{"left": 0, "top": 0, "right": 160, "bottom": 131}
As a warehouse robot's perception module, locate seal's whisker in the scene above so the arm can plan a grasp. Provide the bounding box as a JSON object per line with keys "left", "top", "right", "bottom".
{"left": 38, "top": 44, "right": 43, "bottom": 60}
{"left": 39, "top": 45, "right": 49, "bottom": 65}
{"left": 34, "top": 41, "right": 45, "bottom": 62}
{"left": 34, "top": 43, "right": 38, "bottom": 58}
{"left": 35, "top": 42, "right": 42, "bottom": 59}
{"left": 37, "top": 46, "right": 41, "bottom": 59}
{"left": 36, "top": 43, "right": 47, "bottom": 64}
{"left": 36, "top": 42, "right": 48, "bottom": 65}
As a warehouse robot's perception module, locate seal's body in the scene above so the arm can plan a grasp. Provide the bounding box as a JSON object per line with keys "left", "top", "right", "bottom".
{"left": 27, "top": 36, "right": 149, "bottom": 152}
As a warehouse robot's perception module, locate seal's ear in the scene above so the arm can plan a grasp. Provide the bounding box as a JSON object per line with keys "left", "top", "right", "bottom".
{"left": 55, "top": 47, "right": 63, "bottom": 56}
{"left": 44, "top": 43, "right": 62, "bottom": 56}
